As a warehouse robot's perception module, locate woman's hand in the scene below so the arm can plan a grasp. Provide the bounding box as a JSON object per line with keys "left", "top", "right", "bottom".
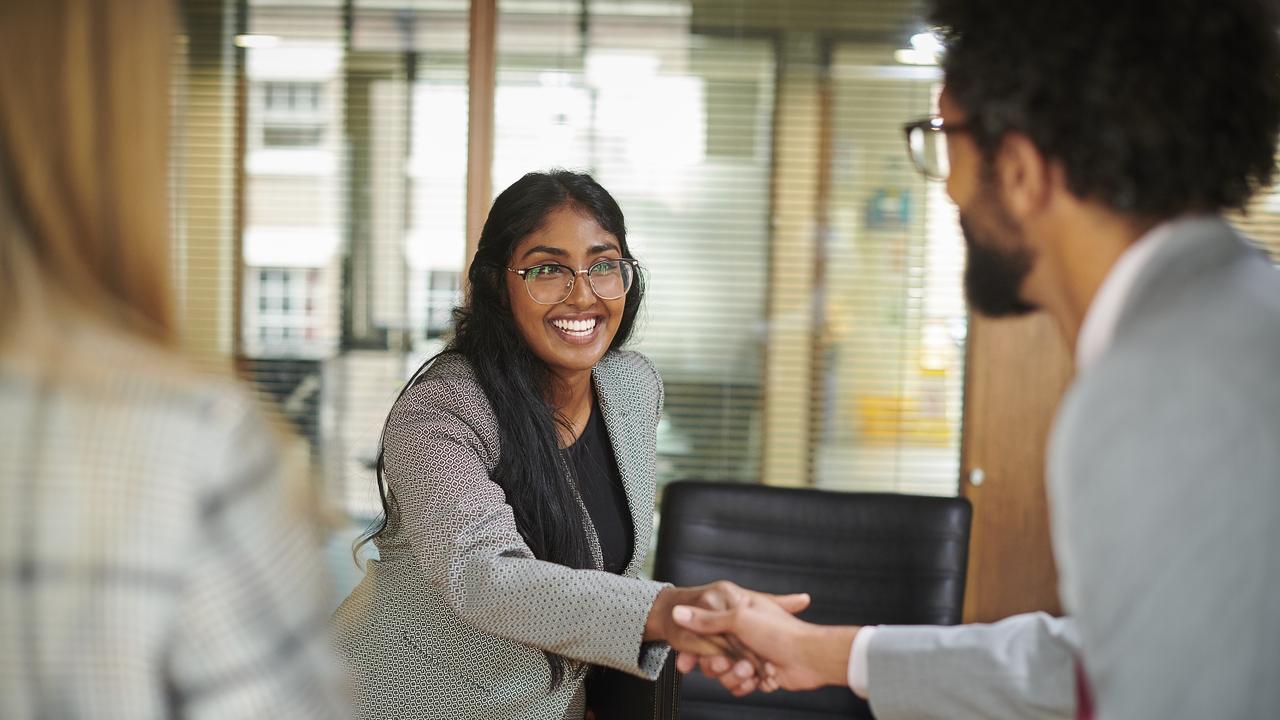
{"left": 670, "top": 598, "right": 859, "bottom": 696}
{"left": 643, "top": 581, "right": 810, "bottom": 688}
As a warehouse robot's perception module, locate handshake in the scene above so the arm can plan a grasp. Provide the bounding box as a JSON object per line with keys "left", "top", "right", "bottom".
{"left": 644, "top": 581, "right": 860, "bottom": 697}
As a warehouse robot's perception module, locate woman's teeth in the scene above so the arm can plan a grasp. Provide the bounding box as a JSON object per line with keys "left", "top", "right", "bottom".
{"left": 552, "top": 318, "right": 597, "bottom": 335}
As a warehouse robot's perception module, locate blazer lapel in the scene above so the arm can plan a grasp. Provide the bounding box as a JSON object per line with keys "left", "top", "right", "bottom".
{"left": 592, "top": 358, "right": 655, "bottom": 579}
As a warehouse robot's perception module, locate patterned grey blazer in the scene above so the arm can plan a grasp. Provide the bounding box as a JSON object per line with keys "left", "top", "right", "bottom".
{"left": 332, "top": 349, "right": 672, "bottom": 719}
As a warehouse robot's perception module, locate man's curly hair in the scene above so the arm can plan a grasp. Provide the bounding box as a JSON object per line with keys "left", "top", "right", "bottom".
{"left": 930, "top": 0, "right": 1280, "bottom": 217}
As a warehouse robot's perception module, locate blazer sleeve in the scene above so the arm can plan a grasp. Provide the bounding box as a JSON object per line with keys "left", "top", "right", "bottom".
{"left": 866, "top": 612, "right": 1079, "bottom": 720}
{"left": 382, "top": 373, "right": 670, "bottom": 679}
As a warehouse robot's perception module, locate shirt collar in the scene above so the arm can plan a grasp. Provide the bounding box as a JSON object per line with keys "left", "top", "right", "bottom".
{"left": 1074, "top": 220, "right": 1179, "bottom": 371}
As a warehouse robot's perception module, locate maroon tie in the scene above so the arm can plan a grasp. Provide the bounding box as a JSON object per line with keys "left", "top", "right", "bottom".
{"left": 1075, "top": 660, "right": 1095, "bottom": 720}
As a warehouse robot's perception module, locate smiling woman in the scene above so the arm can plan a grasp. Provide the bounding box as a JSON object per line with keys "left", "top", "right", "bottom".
{"left": 505, "top": 206, "right": 633, "bottom": 397}
{"left": 331, "top": 170, "right": 801, "bottom": 719}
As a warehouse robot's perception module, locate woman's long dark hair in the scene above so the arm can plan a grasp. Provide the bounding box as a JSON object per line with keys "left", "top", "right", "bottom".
{"left": 355, "top": 170, "right": 644, "bottom": 689}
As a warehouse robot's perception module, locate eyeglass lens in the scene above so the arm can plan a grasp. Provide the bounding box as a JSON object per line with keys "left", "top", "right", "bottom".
{"left": 908, "top": 125, "right": 951, "bottom": 180}
{"left": 524, "top": 260, "right": 634, "bottom": 304}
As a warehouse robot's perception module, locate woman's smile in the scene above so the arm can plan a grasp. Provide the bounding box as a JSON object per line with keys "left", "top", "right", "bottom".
{"left": 548, "top": 314, "right": 604, "bottom": 344}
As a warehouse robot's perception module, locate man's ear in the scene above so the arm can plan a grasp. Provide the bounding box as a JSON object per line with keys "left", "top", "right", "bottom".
{"left": 995, "top": 131, "right": 1052, "bottom": 220}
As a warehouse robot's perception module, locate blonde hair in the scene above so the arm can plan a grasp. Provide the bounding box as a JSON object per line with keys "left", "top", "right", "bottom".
{"left": 0, "top": 0, "right": 176, "bottom": 347}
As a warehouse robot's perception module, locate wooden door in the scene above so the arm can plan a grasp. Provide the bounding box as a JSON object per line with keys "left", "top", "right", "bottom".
{"left": 959, "top": 311, "right": 1073, "bottom": 623}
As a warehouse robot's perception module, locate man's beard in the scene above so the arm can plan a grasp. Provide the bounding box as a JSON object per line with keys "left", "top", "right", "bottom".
{"left": 960, "top": 209, "right": 1038, "bottom": 318}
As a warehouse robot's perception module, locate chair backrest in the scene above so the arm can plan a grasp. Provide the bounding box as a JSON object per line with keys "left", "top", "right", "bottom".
{"left": 653, "top": 481, "right": 972, "bottom": 720}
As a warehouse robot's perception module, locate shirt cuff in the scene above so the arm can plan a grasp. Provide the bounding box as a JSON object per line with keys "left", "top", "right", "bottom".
{"left": 847, "top": 625, "right": 876, "bottom": 699}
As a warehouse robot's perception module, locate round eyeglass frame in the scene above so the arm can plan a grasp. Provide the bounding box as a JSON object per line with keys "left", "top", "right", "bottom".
{"left": 506, "top": 258, "right": 640, "bottom": 305}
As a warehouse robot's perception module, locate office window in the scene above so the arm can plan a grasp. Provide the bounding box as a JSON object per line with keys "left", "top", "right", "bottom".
{"left": 265, "top": 81, "right": 323, "bottom": 112}
{"left": 260, "top": 80, "right": 327, "bottom": 147}
{"left": 242, "top": 266, "right": 327, "bottom": 357}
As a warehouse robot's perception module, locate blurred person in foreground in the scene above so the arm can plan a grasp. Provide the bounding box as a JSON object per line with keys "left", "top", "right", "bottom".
{"left": 673, "top": 0, "right": 1280, "bottom": 718}
{"left": 0, "top": 2, "right": 346, "bottom": 717}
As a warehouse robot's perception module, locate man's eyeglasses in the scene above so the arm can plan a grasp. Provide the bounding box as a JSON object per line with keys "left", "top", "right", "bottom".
{"left": 902, "top": 115, "right": 971, "bottom": 181}
{"left": 507, "top": 258, "right": 639, "bottom": 305}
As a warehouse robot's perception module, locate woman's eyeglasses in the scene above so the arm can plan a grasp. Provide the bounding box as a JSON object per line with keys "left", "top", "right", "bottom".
{"left": 507, "top": 258, "right": 639, "bottom": 305}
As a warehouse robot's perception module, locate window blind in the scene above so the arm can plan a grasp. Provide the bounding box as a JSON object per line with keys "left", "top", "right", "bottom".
{"left": 495, "top": 0, "right": 775, "bottom": 489}
{"left": 819, "top": 46, "right": 962, "bottom": 496}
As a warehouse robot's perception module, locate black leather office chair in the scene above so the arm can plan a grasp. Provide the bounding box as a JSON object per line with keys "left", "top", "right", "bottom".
{"left": 653, "top": 481, "right": 972, "bottom": 720}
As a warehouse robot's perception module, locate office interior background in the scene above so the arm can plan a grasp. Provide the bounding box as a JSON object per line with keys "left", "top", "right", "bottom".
{"left": 171, "top": 0, "right": 1280, "bottom": 594}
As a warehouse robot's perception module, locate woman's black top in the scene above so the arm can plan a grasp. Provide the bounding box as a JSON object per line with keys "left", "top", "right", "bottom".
{"left": 565, "top": 401, "right": 634, "bottom": 575}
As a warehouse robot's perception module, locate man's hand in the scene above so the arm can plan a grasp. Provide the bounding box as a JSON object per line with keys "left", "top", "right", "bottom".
{"left": 671, "top": 595, "right": 860, "bottom": 695}
{"left": 644, "top": 581, "right": 810, "bottom": 684}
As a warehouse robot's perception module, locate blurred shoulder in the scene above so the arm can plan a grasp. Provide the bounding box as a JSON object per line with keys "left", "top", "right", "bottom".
{"left": 0, "top": 321, "right": 290, "bottom": 506}
{"left": 3, "top": 321, "right": 265, "bottom": 437}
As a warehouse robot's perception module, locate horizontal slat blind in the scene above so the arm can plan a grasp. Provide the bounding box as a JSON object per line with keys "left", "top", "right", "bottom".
{"left": 495, "top": 0, "right": 774, "bottom": 488}
{"left": 229, "top": 1, "right": 475, "bottom": 524}
{"left": 818, "top": 46, "right": 962, "bottom": 496}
